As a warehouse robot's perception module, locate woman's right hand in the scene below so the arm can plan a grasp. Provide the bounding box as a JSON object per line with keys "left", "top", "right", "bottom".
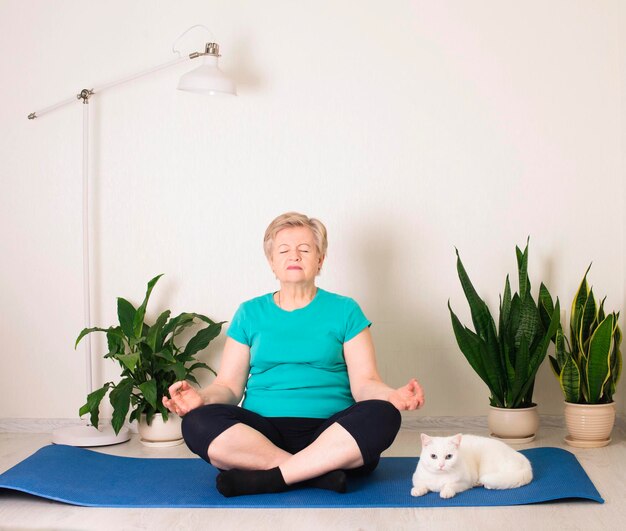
{"left": 162, "top": 381, "right": 204, "bottom": 417}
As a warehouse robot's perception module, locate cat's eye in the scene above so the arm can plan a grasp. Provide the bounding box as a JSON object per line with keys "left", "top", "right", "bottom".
{"left": 430, "top": 454, "right": 437, "bottom": 459}
{"left": 445, "top": 454, "right": 453, "bottom": 460}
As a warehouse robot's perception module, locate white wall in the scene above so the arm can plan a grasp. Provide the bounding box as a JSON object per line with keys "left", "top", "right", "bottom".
{"left": 1, "top": 0, "right": 624, "bottom": 420}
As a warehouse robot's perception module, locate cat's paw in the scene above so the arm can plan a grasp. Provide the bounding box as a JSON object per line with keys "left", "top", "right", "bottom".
{"left": 440, "top": 486, "right": 456, "bottom": 499}
{"left": 410, "top": 485, "right": 429, "bottom": 497}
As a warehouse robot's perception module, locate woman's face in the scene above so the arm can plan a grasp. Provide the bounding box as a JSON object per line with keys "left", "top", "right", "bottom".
{"left": 270, "top": 226, "right": 324, "bottom": 285}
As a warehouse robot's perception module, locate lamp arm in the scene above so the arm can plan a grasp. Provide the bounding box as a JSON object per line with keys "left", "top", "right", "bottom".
{"left": 28, "top": 54, "right": 196, "bottom": 120}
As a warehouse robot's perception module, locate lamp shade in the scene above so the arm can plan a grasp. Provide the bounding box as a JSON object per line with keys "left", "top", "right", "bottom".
{"left": 178, "top": 55, "right": 236, "bottom": 95}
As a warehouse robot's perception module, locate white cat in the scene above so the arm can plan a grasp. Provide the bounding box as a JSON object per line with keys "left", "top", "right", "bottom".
{"left": 411, "top": 433, "right": 533, "bottom": 499}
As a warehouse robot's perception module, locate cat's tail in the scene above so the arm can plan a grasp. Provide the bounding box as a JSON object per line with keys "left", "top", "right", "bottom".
{"left": 480, "top": 466, "right": 533, "bottom": 490}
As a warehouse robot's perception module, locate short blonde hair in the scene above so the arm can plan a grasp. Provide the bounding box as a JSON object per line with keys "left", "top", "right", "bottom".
{"left": 263, "top": 212, "right": 328, "bottom": 260}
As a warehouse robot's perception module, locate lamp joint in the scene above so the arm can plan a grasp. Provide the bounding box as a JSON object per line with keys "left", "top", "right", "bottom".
{"left": 189, "top": 42, "right": 221, "bottom": 60}
{"left": 77, "top": 89, "right": 94, "bottom": 103}
{"left": 205, "top": 43, "right": 220, "bottom": 56}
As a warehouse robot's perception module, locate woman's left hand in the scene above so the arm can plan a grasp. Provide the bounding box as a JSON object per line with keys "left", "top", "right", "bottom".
{"left": 388, "top": 378, "right": 425, "bottom": 411}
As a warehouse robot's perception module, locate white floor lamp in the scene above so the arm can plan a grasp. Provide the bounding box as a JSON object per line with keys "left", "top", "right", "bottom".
{"left": 28, "top": 28, "right": 236, "bottom": 447}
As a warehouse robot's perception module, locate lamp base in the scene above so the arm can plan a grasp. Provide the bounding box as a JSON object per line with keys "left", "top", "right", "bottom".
{"left": 52, "top": 424, "right": 131, "bottom": 447}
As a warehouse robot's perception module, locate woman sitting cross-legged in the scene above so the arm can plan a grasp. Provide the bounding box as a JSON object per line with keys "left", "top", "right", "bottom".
{"left": 163, "top": 212, "right": 425, "bottom": 497}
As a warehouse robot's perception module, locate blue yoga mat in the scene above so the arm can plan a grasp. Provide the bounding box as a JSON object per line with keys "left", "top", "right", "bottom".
{"left": 0, "top": 445, "right": 603, "bottom": 508}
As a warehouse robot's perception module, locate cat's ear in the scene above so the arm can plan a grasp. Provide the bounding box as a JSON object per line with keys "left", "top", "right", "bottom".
{"left": 420, "top": 433, "right": 432, "bottom": 446}
{"left": 451, "top": 433, "right": 462, "bottom": 448}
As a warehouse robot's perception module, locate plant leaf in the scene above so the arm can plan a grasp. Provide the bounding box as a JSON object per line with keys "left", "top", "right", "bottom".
{"left": 75, "top": 327, "right": 110, "bottom": 349}
{"left": 580, "top": 288, "right": 597, "bottom": 350}
{"left": 109, "top": 378, "right": 134, "bottom": 435}
{"left": 570, "top": 265, "right": 591, "bottom": 345}
{"left": 132, "top": 274, "right": 163, "bottom": 339}
{"left": 188, "top": 361, "right": 215, "bottom": 375}
{"left": 515, "top": 295, "right": 539, "bottom": 349}
{"left": 192, "top": 313, "right": 216, "bottom": 325}
{"left": 106, "top": 327, "right": 126, "bottom": 355}
{"left": 138, "top": 380, "right": 158, "bottom": 410}
{"left": 548, "top": 355, "right": 561, "bottom": 377}
{"left": 561, "top": 356, "right": 581, "bottom": 403}
{"left": 117, "top": 297, "right": 136, "bottom": 339}
{"left": 572, "top": 264, "right": 591, "bottom": 314}
{"left": 79, "top": 383, "right": 111, "bottom": 428}
{"left": 515, "top": 239, "right": 530, "bottom": 300}
{"left": 555, "top": 325, "right": 567, "bottom": 369}
{"left": 608, "top": 335, "right": 622, "bottom": 400}
{"left": 498, "top": 275, "right": 511, "bottom": 337}
{"left": 129, "top": 403, "right": 144, "bottom": 424}
{"left": 597, "top": 297, "right": 606, "bottom": 323}
{"left": 449, "top": 302, "right": 503, "bottom": 406}
{"left": 146, "top": 310, "right": 171, "bottom": 352}
{"left": 610, "top": 322, "right": 622, "bottom": 394}
{"left": 538, "top": 283, "right": 555, "bottom": 333}
{"left": 161, "top": 312, "right": 194, "bottom": 341}
{"left": 586, "top": 315, "right": 614, "bottom": 403}
{"left": 515, "top": 300, "right": 561, "bottom": 406}
{"left": 155, "top": 349, "right": 177, "bottom": 363}
{"left": 454, "top": 250, "right": 498, "bottom": 341}
{"left": 510, "top": 334, "right": 529, "bottom": 407}
{"left": 172, "top": 362, "right": 188, "bottom": 381}
{"left": 115, "top": 352, "right": 140, "bottom": 373}
{"left": 183, "top": 322, "right": 223, "bottom": 357}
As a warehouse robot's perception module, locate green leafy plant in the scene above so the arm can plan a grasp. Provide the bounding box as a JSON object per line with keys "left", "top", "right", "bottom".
{"left": 548, "top": 265, "right": 622, "bottom": 404}
{"left": 76, "top": 274, "right": 224, "bottom": 434}
{"left": 448, "top": 241, "right": 561, "bottom": 408}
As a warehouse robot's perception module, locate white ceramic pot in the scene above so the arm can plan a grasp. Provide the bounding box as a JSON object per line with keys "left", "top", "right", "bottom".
{"left": 563, "top": 402, "right": 615, "bottom": 448}
{"left": 138, "top": 413, "right": 183, "bottom": 447}
{"left": 487, "top": 405, "right": 539, "bottom": 443}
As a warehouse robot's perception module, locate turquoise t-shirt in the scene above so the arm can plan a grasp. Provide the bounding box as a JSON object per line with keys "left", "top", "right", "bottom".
{"left": 227, "top": 288, "right": 371, "bottom": 418}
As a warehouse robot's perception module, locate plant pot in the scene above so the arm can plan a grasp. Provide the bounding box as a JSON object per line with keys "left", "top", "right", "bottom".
{"left": 563, "top": 402, "right": 615, "bottom": 448}
{"left": 487, "top": 405, "right": 539, "bottom": 443}
{"left": 138, "top": 413, "right": 183, "bottom": 447}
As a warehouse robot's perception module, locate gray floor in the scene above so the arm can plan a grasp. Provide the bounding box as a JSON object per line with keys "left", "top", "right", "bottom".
{"left": 0, "top": 417, "right": 624, "bottom": 531}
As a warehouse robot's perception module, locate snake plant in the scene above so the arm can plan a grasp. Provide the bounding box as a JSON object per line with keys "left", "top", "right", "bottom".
{"left": 75, "top": 274, "right": 224, "bottom": 435}
{"left": 548, "top": 266, "right": 622, "bottom": 404}
{"left": 449, "top": 241, "right": 561, "bottom": 408}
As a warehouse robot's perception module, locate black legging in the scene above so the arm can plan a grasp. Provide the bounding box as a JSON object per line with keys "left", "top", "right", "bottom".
{"left": 182, "top": 399, "right": 401, "bottom": 474}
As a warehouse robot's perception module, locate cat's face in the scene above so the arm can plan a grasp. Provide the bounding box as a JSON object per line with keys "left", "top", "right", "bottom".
{"left": 419, "top": 433, "right": 462, "bottom": 473}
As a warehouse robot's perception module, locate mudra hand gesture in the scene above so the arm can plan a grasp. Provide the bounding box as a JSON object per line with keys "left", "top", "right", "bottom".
{"left": 163, "top": 381, "right": 203, "bottom": 417}
{"left": 388, "top": 378, "right": 425, "bottom": 411}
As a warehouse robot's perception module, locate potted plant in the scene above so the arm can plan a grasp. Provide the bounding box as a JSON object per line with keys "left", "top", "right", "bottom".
{"left": 548, "top": 265, "right": 622, "bottom": 447}
{"left": 448, "top": 240, "right": 561, "bottom": 442}
{"left": 76, "top": 274, "right": 224, "bottom": 446}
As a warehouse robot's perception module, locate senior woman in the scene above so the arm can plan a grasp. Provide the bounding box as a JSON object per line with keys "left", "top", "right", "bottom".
{"left": 163, "top": 212, "right": 425, "bottom": 497}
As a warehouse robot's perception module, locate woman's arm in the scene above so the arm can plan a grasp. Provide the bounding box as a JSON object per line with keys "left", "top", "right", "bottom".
{"left": 163, "top": 337, "right": 250, "bottom": 416}
{"left": 344, "top": 328, "right": 424, "bottom": 411}
{"left": 200, "top": 337, "right": 251, "bottom": 405}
